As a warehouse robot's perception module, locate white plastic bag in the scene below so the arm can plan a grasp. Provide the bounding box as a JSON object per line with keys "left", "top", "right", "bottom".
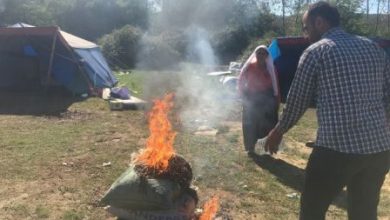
{"left": 255, "top": 137, "right": 284, "bottom": 155}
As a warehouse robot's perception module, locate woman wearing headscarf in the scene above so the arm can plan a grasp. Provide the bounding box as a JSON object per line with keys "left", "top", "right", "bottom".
{"left": 238, "top": 45, "right": 280, "bottom": 155}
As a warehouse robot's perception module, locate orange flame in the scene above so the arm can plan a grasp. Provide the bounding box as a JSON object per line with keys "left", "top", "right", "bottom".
{"left": 135, "top": 93, "right": 176, "bottom": 172}
{"left": 199, "top": 196, "right": 219, "bottom": 220}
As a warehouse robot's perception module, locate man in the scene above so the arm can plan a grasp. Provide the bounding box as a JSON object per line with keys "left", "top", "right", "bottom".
{"left": 264, "top": 1, "right": 390, "bottom": 220}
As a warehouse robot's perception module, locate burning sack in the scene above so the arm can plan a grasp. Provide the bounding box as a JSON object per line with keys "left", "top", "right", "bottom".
{"left": 101, "top": 155, "right": 194, "bottom": 212}
{"left": 102, "top": 94, "right": 201, "bottom": 219}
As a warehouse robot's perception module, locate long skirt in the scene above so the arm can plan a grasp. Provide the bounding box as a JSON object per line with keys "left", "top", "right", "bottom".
{"left": 242, "top": 90, "right": 278, "bottom": 152}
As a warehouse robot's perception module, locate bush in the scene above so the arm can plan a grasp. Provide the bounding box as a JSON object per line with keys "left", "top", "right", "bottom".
{"left": 211, "top": 27, "right": 250, "bottom": 64}
{"left": 98, "top": 25, "right": 143, "bottom": 69}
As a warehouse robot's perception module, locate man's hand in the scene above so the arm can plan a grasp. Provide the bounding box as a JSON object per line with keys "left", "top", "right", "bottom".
{"left": 264, "top": 127, "right": 283, "bottom": 155}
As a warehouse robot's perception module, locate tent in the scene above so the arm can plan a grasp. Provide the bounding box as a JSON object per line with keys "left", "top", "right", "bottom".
{"left": 0, "top": 23, "right": 117, "bottom": 95}
{"left": 268, "top": 37, "right": 390, "bottom": 103}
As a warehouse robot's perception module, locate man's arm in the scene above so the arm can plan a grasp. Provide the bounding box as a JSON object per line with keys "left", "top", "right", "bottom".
{"left": 276, "top": 48, "right": 319, "bottom": 134}
{"left": 265, "top": 48, "right": 319, "bottom": 154}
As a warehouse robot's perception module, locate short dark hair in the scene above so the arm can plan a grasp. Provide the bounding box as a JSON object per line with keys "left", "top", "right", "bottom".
{"left": 307, "top": 1, "right": 340, "bottom": 27}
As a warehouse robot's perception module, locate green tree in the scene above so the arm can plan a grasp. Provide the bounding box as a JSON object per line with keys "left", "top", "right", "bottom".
{"left": 330, "top": 0, "right": 366, "bottom": 35}
{"left": 49, "top": 0, "right": 149, "bottom": 40}
{"left": 99, "top": 25, "right": 143, "bottom": 69}
{"left": 0, "top": 0, "right": 53, "bottom": 26}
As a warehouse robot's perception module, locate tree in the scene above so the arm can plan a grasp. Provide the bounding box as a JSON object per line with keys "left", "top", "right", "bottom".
{"left": 367, "top": 0, "right": 370, "bottom": 21}
{"left": 282, "top": 0, "right": 286, "bottom": 35}
{"left": 51, "top": 0, "right": 149, "bottom": 40}
{"left": 388, "top": 0, "right": 390, "bottom": 33}
{"left": 0, "top": 0, "right": 53, "bottom": 26}
{"left": 376, "top": 0, "right": 382, "bottom": 34}
{"left": 99, "top": 25, "right": 143, "bottom": 68}
{"left": 294, "top": 0, "right": 303, "bottom": 28}
{"left": 330, "top": 0, "right": 366, "bottom": 35}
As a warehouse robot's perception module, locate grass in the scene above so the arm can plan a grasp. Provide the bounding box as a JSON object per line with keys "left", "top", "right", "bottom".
{"left": 6, "top": 204, "right": 29, "bottom": 218}
{"left": 62, "top": 210, "right": 84, "bottom": 220}
{"left": 0, "top": 69, "right": 388, "bottom": 219}
{"left": 35, "top": 205, "right": 50, "bottom": 218}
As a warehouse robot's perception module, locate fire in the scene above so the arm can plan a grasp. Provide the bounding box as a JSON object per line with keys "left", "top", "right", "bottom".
{"left": 199, "top": 196, "right": 219, "bottom": 220}
{"left": 135, "top": 93, "right": 176, "bottom": 172}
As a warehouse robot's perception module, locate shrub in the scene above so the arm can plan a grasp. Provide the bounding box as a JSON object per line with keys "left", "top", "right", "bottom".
{"left": 211, "top": 27, "right": 250, "bottom": 64}
{"left": 98, "top": 25, "right": 142, "bottom": 69}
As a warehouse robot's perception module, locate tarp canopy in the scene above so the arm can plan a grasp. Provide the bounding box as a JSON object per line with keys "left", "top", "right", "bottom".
{"left": 268, "top": 37, "right": 390, "bottom": 103}
{"left": 0, "top": 23, "right": 117, "bottom": 95}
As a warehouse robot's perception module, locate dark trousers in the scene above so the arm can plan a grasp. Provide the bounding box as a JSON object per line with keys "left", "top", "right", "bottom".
{"left": 300, "top": 147, "right": 390, "bottom": 220}
{"left": 242, "top": 90, "right": 278, "bottom": 152}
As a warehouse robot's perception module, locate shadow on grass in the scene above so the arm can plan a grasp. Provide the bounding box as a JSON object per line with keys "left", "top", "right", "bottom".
{"left": 250, "top": 154, "right": 348, "bottom": 210}
{"left": 0, "top": 89, "right": 84, "bottom": 116}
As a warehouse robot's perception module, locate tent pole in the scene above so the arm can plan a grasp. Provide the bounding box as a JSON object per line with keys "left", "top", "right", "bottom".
{"left": 46, "top": 31, "right": 58, "bottom": 91}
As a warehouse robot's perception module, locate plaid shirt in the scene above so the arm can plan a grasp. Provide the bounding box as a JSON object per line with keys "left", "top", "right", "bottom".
{"left": 276, "top": 27, "right": 390, "bottom": 154}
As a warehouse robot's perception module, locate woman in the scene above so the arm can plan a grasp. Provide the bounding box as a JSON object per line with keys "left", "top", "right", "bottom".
{"left": 238, "top": 45, "right": 280, "bottom": 155}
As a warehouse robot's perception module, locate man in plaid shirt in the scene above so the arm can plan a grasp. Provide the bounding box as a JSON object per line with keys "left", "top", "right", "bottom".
{"left": 265, "top": 1, "right": 390, "bottom": 219}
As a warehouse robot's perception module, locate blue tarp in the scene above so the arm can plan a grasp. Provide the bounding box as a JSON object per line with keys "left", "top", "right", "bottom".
{"left": 75, "top": 48, "right": 117, "bottom": 89}
{"left": 52, "top": 53, "right": 88, "bottom": 94}
{"left": 268, "top": 39, "right": 281, "bottom": 60}
{"left": 23, "top": 45, "right": 38, "bottom": 56}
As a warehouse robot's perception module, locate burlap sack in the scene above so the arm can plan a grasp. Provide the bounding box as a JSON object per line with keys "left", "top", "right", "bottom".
{"left": 101, "top": 165, "right": 182, "bottom": 211}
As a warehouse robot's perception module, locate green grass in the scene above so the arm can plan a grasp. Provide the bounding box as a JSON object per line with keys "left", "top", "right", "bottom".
{"left": 62, "top": 210, "right": 84, "bottom": 220}
{"left": 0, "top": 69, "right": 388, "bottom": 219}
{"left": 6, "top": 204, "right": 29, "bottom": 218}
{"left": 35, "top": 205, "right": 50, "bottom": 218}
{"left": 114, "top": 70, "right": 146, "bottom": 96}
{"left": 287, "top": 108, "right": 318, "bottom": 144}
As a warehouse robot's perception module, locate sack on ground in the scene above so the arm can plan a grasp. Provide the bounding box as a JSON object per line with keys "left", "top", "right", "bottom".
{"left": 101, "top": 165, "right": 182, "bottom": 211}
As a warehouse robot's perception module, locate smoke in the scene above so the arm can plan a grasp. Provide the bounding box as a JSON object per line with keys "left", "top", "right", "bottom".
{"left": 139, "top": 1, "right": 242, "bottom": 130}
{"left": 139, "top": 26, "right": 238, "bottom": 130}
{"left": 186, "top": 27, "right": 218, "bottom": 67}
{"left": 175, "top": 27, "right": 239, "bottom": 130}
{"left": 135, "top": 1, "right": 245, "bottom": 179}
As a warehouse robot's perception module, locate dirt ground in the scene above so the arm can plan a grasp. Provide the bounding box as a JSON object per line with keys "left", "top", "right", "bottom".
{"left": 0, "top": 93, "right": 389, "bottom": 220}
